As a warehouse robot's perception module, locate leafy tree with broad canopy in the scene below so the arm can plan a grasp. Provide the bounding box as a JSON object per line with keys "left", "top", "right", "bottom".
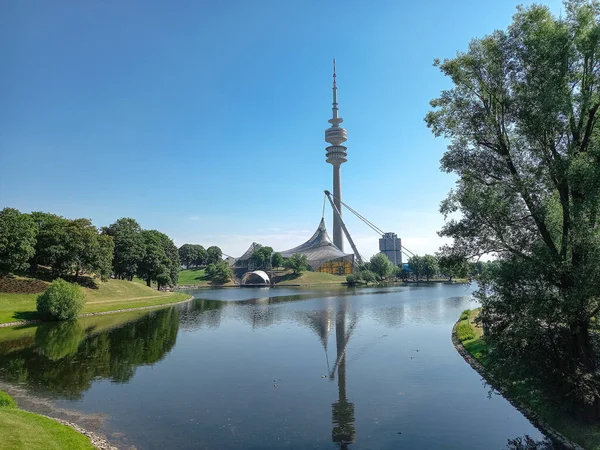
{"left": 284, "top": 254, "right": 308, "bottom": 275}
{"left": 250, "top": 246, "right": 274, "bottom": 270}
{"left": 102, "top": 218, "right": 145, "bottom": 281}
{"left": 206, "top": 246, "right": 222, "bottom": 265}
{"left": 421, "top": 254, "right": 439, "bottom": 282}
{"left": 369, "top": 253, "right": 394, "bottom": 280}
{"left": 205, "top": 261, "right": 232, "bottom": 284}
{"left": 271, "top": 252, "right": 284, "bottom": 269}
{"left": 0, "top": 208, "right": 37, "bottom": 274}
{"left": 426, "top": 0, "right": 600, "bottom": 415}
{"left": 138, "top": 230, "right": 179, "bottom": 289}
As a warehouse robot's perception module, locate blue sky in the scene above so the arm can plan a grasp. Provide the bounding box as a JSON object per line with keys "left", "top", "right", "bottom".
{"left": 1, "top": 0, "right": 562, "bottom": 258}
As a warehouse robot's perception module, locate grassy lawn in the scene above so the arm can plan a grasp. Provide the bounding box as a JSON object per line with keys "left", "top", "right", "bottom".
{"left": 275, "top": 271, "right": 347, "bottom": 285}
{"left": 178, "top": 268, "right": 208, "bottom": 285}
{"left": 456, "top": 309, "right": 600, "bottom": 449}
{"left": 0, "top": 278, "right": 189, "bottom": 324}
{"left": 0, "top": 392, "right": 94, "bottom": 450}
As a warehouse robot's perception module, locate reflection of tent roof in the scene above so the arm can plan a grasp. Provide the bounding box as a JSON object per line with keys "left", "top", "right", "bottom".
{"left": 281, "top": 219, "right": 354, "bottom": 270}
{"left": 241, "top": 270, "right": 270, "bottom": 285}
{"left": 235, "top": 242, "right": 263, "bottom": 266}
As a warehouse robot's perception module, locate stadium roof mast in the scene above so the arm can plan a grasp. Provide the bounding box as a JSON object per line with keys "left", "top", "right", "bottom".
{"left": 324, "top": 190, "right": 363, "bottom": 265}
{"left": 325, "top": 59, "right": 348, "bottom": 252}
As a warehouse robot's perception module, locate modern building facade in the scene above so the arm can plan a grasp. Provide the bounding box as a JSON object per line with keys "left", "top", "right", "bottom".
{"left": 379, "top": 232, "right": 402, "bottom": 266}
{"left": 325, "top": 59, "right": 348, "bottom": 252}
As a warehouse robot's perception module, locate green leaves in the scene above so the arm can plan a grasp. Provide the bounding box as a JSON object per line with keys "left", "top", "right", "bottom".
{"left": 0, "top": 208, "right": 37, "bottom": 274}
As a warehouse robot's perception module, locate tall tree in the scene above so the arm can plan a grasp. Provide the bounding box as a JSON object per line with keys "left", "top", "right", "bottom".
{"left": 138, "top": 230, "right": 179, "bottom": 289}
{"left": 369, "top": 253, "right": 394, "bottom": 280}
{"left": 103, "top": 218, "right": 145, "bottom": 281}
{"left": 408, "top": 256, "right": 424, "bottom": 281}
{"left": 437, "top": 253, "right": 468, "bottom": 282}
{"left": 193, "top": 245, "right": 207, "bottom": 268}
{"left": 206, "top": 246, "right": 222, "bottom": 265}
{"left": 421, "top": 254, "right": 439, "bottom": 282}
{"left": 29, "top": 212, "right": 69, "bottom": 273}
{"left": 178, "top": 244, "right": 196, "bottom": 269}
{"left": 284, "top": 254, "right": 308, "bottom": 275}
{"left": 250, "top": 246, "right": 274, "bottom": 270}
{"left": 64, "top": 218, "right": 101, "bottom": 279}
{"left": 0, "top": 208, "right": 37, "bottom": 274}
{"left": 426, "top": 1, "right": 600, "bottom": 413}
{"left": 271, "top": 252, "right": 284, "bottom": 269}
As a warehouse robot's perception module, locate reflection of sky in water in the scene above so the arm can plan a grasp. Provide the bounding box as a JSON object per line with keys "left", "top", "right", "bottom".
{"left": 0, "top": 284, "right": 545, "bottom": 449}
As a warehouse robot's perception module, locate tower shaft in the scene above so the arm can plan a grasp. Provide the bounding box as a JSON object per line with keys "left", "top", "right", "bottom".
{"left": 325, "top": 59, "right": 348, "bottom": 252}
{"left": 332, "top": 165, "right": 343, "bottom": 250}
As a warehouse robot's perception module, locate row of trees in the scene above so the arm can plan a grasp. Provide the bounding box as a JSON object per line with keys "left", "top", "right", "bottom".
{"left": 178, "top": 244, "right": 222, "bottom": 269}
{"left": 0, "top": 208, "right": 180, "bottom": 289}
{"left": 0, "top": 208, "right": 114, "bottom": 280}
{"left": 249, "top": 246, "right": 307, "bottom": 274}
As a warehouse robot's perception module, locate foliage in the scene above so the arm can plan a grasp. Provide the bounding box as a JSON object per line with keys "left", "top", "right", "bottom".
{"left": 179, "top": 244, "right": 207, "bottom": 269}
{"left": 398, "top": 268, "right": 410, "bottom": 281}
{"left": 0, "top": 391, "right": 16, "bottom": 408}
{"left": 427, "top": 0, "right": 600, "bottom": 413}
{"left": 0, "top": 208, "right": 37, "bottom": 274}
{"left": 346, "top": 273, "right": 363, "bottom": 286}
{"left": 438, "top": 254, "right": 468, "bottom": 282}
{"left": 360, "top": 269, "right": 377, "bottom": 283}
{"left": 205, "top": 261, "right": 232, "bottom": 284}
{"left": 271, "top": 252, "right": 284, "bottom": 269}
{"left": 460, "top": 309, "right": 470, "bottom": 321}
{"left": 102, "top": 218, "right": 145, "bottom": 281}
{"left": 283, "top": 253, "right": 309, "bottom": 275}
{"left": 36, "top": 279, "right": 85, "bottom": 320}
{"left": 206, "top": 246, "right": 222, "bottom": 265}
{"left": 29, "top": 212, "right": 68, "bottom": 272}
{"left": 408, "top": 255, "right": 425, "bottom": 280}
{"left": 456, "top": 321, "right": 476, "bottom": 341}
{"left": 369, "top": 253, "right": 394, "bottom": 279}
{"left": 421, "top": 254, "right": 439, "bottom": 282}
{"left": 250, "top": 246, "right": 274, "bottom": 270}
{"left": 138, "top": 230, "right": 179, "bottom": 289}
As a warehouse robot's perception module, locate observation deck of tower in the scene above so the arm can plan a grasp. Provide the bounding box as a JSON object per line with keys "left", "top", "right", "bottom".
{"left": 325, "top": 59, "right": 348, "bottom": 251}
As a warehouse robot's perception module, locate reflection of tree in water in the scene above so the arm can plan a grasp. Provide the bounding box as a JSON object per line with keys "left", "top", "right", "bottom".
{"left": 0, "top": 308, "right": 179, "bottom": 399}
{"left": 35, "top": 320, "right": 85, "bottom": 361}
{"left": 179, "top": 299, "right": 224, "bottom": 331}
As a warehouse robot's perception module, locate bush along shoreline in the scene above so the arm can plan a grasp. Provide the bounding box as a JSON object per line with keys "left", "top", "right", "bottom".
{"left": 453, "top": 309, "right": 587, "bottom": 450}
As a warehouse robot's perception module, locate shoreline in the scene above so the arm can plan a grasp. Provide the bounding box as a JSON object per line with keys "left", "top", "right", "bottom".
{"left": 0, "top": 295, "right": 194, "bottom": 329}
{"left": 451, "top": 318, "right": 583, "bottom": 450}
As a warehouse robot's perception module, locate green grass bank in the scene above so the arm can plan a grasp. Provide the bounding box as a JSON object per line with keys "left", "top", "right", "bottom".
{"left": 455, "top": 309, "right": 600, "bottom": 449}
{"left": 0, "top": 276, "right": 189, "bottom": 325}
{"left": 0, "top": 391, "right": 95, "bottom": 450}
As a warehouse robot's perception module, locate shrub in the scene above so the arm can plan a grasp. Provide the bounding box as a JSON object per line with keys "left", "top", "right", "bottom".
{"left": 346, "top": 273, "right": 363, "bottom": 286}
{"left": 460, "top": 309, "right": 471, "bottom": 321}
{"left": 0, "top": 391, "right": 16, "bottom": 408}
{"left": 456, "top": 320, "right": 476, "bottom": 341}
{"left": 360, "top": 270, "right": 378, "bottom": 284}
{"left": 36, "top": 278, "right": 85, "bottom": 320}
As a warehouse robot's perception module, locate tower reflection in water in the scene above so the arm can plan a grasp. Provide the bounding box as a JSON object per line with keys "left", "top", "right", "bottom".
{"left": 298, "top": 298, "right": 357, "bottom": 448}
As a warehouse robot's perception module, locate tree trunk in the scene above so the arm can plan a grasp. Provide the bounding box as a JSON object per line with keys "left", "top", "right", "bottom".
{"left": 571, "top": 321, "right": 599, "bottom": 419}
{"left": 146, "top": 278, "right": 151, "bottom": 287}
{"left": 75, "top": 268, "right": 79, "bottom": 280}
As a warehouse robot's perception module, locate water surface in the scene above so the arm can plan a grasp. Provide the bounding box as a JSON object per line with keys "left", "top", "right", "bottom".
{"left": 0, "top": 284, "right": 544, "bottom": 449}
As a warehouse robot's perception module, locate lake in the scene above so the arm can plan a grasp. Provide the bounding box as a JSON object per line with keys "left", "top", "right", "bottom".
{"left": 0, "top": 284, "right": 545, "bottom": 449}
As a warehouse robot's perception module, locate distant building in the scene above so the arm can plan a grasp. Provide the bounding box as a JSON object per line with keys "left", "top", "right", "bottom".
{"left": 379, "top": 232, "right": 402, "bottom": 266}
